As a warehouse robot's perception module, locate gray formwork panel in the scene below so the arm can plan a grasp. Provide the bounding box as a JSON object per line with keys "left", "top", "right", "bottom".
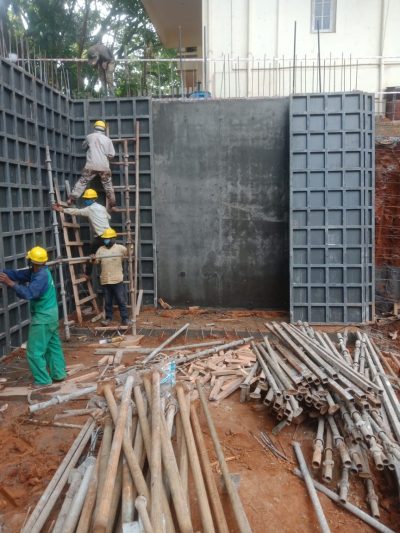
{"left": 70, "top": 98, "right": 156, "bottom": 306}
{"left": 290, "top": 92, "right": 374, "bottom": 323}
{"left": 0, "top": 59, "right": 73, "bottom": 355}
{"left": 0, "top": 58, "right": 156, "bottom": 355}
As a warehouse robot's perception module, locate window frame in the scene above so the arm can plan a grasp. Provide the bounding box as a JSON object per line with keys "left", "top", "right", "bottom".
{"left": 311, "top": 0, "right": 337, "bottom": 33}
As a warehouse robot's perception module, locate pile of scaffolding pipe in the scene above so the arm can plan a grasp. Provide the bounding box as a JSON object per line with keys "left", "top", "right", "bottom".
{"left": 172, "top": 321, "right": 400, "bottom": 522}
{"left": 256, "top": 321, "right": 400, "bottom": 518}
{"left": 22, "top": 372, "right": 252, "bottom": 533}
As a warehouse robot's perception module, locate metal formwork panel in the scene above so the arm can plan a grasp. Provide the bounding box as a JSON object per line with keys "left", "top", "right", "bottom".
{"left": 0, "top": 59, "right": 73, "bottom": 355}
{"left": 71, "top": 98, "right": 156, "bottom": 306}
{"left": 290, "top": 92, "right": 374, "bottom": 323}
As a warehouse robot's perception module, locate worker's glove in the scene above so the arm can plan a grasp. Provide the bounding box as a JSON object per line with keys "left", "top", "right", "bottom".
{"left": 52, "top": 203, "right": 62, "bottom": 212}
{"left": 90, "top": 254, "right": 96, "bottom": 263}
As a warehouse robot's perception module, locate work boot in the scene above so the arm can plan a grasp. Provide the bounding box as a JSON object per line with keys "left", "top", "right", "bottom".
{"left": 101, "top": 319, "right": 112, "bottom": 326}
{"left": 121, "top": 319, "right": 132, "bottom": 326}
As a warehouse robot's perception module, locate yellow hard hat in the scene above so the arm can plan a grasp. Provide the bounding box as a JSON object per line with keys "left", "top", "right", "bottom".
{"left": 94, "top": 120, "right": 106, "bottom": 130}
{"left": 82, "top": 188, "right": 98, "bottom": 199}
{"left": 101, "top": 228, "right": 117, "bottom": 239}
{"left": 26, "top": 246, "right": 48, "bottom": 264}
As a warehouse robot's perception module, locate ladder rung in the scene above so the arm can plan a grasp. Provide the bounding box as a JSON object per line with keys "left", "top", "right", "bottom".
{"left": 65, "top": 241, "right": 84, "bottom": 246}
{"left": 110, "top": 161, "right": 136, "bottom": 166}
{"left": 63, "top": 222, "right": 80, "bottom": 229}
{"left": 112, "top": 185, "right": 137, "bottom": 190}
{"left": 112, "top": 207, "right": 136, "bottom": 213}
{"left": 73, "top": 277, "right": 88, "bottom": 285}
{"left": 77, "top": 294, "right": 97, "bottom": 305}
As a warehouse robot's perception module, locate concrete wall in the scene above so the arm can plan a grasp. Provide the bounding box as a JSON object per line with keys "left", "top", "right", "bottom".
{"left": 152, "top": 98, "right": 289, "bottom": 308}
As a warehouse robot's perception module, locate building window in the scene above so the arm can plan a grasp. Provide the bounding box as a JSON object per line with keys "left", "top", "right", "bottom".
{"left": 311, "top": 0, "right": 336, "bottom": 33}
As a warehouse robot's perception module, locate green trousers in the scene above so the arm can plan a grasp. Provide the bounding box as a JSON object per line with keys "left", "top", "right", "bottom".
{"left": 26, "top": 321, "right": 67, "bottom": 385}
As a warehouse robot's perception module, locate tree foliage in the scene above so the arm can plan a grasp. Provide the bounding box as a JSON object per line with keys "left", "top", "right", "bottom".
{"left": 0, "top": 0, "right": 180, "bottom": 97}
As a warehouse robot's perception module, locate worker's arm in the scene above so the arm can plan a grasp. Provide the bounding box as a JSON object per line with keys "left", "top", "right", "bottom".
{"left": 1, "top": 268, "right": 48, "bottom": 300}
{"left": 63, "top": 206, "right": 91, "bottom": 218}
{"left": 82, "top": 138, "right": 89, "bottom": 151}
{"left": 94, "top": 248, "right": 103, "bottom": 264}
{"left": 107, "top": 139, "right": 115, "bottom": 159}
{"left": 0, "top": 268, "right": 31, "bottom": 284}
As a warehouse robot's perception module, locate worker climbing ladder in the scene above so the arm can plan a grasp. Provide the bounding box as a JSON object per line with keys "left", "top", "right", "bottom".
{"left": 50, "top": 172, "right": 100, "bottom": 325}
{"left": 107, "top": 120, "right": 141, "bottom": 334}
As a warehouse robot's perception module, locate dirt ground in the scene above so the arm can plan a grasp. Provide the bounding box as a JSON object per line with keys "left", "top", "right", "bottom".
{"left": 0, "top": 308, "right": 399, "bottom": 532}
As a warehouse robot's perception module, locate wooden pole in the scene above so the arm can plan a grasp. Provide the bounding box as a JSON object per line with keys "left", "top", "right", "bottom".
{"left": 121, "top": 411, "right": 136, "bottom": 524}
{"left": 93, "top": 376, "right": 134, "bottom": 533}
{"left": 133, "top": 120, "right": 141, "bottom": 330}
{"left": 136, "top": 496, "right": 154, "bottom": 533}
{"left": 94, "top": 417, "right": 113, "bottom": 523}
{"left": 150, "top": 372, "right": 163, "bottom": 533}
{"left": 103, "top": 386, "right": 150, "bottom": 504}
{"left": 176, "top": 384, "right": 215, "bottom": 533}
{"left": 143, "top": 379, "right": 194, "bottom": 533}
{"left": 133, "top": 385, "right": 176, "bottom": 533}
{"left": 76, "top": 453, "right": 100, "bottom": 533}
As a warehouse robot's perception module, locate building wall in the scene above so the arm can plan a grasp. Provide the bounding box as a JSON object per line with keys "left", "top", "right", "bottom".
{"left": 202, "top": 0, "right": 400, "bottom": 99}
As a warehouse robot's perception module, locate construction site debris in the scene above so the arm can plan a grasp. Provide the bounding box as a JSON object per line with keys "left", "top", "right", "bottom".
{"left": 2, "top": 318, "right": 400, "bottom": 531}
{"left": 158, "top": 298, "right": 172, "bottom": 310}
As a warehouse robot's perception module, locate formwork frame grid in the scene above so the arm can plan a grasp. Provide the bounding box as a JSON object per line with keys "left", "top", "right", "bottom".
{"left": 0, "top": 58, "right": 157, "bottom": 355}
{"left": 289, "top": 91, "right": 375, "bottom": 324}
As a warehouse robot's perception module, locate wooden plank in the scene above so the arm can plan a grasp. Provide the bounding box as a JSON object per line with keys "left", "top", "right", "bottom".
{"left": 68, "top": 370, "right": 100, "bottom": 383}
{"left": 214, "top": 378, "right": 243, "bottom": 401}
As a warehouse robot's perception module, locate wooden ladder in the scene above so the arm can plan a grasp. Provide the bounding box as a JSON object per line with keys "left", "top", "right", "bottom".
{"left": 108, "top": 120, "right": 141, "bottom": 331}
{"left": 54, "top": 183, "right": 100, "bottom": 324}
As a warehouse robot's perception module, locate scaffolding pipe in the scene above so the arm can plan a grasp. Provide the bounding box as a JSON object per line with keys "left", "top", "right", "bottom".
{"left": 196, "top": 380, "right": 252, "bottom": 533}
{"left": 292, "top": 441, "right": 331, "bottom": 533}
{"left": 21, "top": 420, "right": 95, "bottom": 533}
{"left": 293, "top": 469, "right": 395, "bottom": 533}
{"left": 45, "top": 145, "right": 70, "bottom": 340}
{"left": 143, "top": 323, "right": 190, "bottom": 364}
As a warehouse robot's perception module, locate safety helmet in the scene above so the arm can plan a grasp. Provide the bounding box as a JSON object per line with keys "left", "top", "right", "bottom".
{"left": 26, "top": 246, "right": 48, "bottom": 264}
{"left": 101, "top": 228, "right": 117, "bottom": 239}
{"left": 82, "top": 188, "right": 98, "bottom": 199}
{"left": 94, "top": 120, "right": 106, "bottom": 130}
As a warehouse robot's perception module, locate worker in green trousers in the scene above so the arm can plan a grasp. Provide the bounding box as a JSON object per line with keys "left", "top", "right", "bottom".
{"left": 0, "top": 246, "right": 67, "bottom": 387}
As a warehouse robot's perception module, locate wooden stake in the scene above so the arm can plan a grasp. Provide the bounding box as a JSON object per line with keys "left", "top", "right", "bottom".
{"left": 93, "top": 376, "right": 134, "bottom": 533}
{"left": 176, "top": 384, "right": 215, "bottom": 533}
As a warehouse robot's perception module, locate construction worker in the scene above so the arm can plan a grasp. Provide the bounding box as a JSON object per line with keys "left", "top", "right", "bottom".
{"left": 53, "top": 188, "right": 111, "bottom": 278}
{"left": 87, "top": 43, "right": 115, "bottom": 96}
{"left": 0, "top": 246, "right": 67, "bottom": 388}
{"left": 68, "top": 120, "right": 116, "bottom": 207}
{"left": 95, "top": 228, "right": 131, "bottom": 326}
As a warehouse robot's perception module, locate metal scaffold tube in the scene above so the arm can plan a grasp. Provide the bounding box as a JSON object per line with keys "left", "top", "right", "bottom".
{"left": 45, "top": 145, "right": 71, "bottom": 340}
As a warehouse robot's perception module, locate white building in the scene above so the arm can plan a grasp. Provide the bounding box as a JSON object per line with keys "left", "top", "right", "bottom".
{"left": 142, "top": 0, "right": 400, "bottom": 108}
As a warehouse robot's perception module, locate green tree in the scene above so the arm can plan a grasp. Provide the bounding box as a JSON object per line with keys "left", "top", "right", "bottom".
{"left": 0, "top": 0, "right": 179, "bottom": 97}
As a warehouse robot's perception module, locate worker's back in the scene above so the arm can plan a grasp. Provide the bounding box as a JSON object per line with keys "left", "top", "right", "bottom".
{"left": 84, "top": 131, "right": 115, "bottom": 171}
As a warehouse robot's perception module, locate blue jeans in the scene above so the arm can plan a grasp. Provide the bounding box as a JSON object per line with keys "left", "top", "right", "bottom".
{"left": 103, "top": 282, "right": 128, "bottom": 321}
